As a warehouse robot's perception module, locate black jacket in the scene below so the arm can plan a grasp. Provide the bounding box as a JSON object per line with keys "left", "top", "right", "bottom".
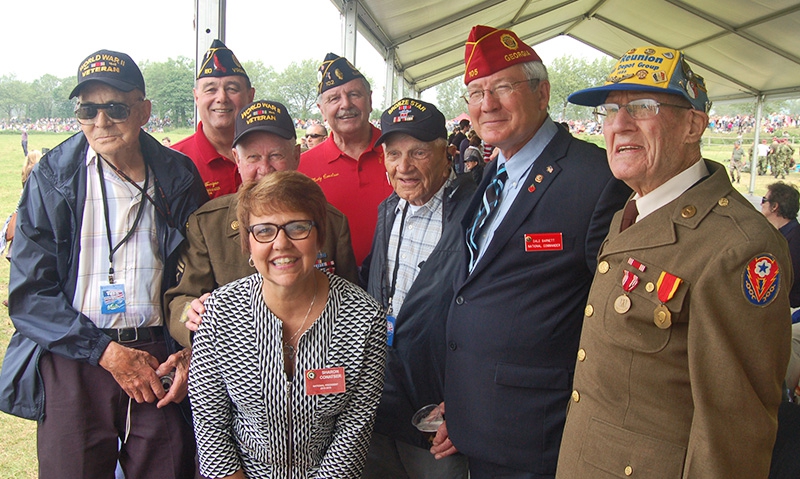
{"left": 0, "top": 130, "right": 207, "bottom": 419}
{"left": 363, "top": 174, "right": 475, "bottom": 448}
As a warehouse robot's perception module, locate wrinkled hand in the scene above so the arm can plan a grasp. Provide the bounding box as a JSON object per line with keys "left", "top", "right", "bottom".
{"left": 184, "top": 292, "right": 211, "bottom": 332}
{"left": 430, "top": 402, "right": 459, "bottom": 459}
{"left": 155, "top": 348, "right": 191, "bottom": 408}
{"left": 99, "top": 341, "right": 163, "bottom": 403}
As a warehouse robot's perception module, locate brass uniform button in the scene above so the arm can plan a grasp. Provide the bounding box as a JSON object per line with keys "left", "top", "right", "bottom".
{"left": 718, "top": 197, "right": 729, "bottom": 207}
{"left": 625, "top": 465, "right": 633, "bottom": 476}
{"left": 231, "top": 220, "right": 239, "bottom": 230}
{"left": 585, "top": 304, "right": 594, "bottom": 317}
{"left": 571, "top": 390, "right": 580, "bottom": 402}
{"left": 577, "top": 348, "right": 586, "bottom": 361}
{"left": 645, "top": 282, "right": 655, "bottom": 293}
{"left": 598, "top": 261, "right": 610, "bottom": 274}
{"left": 681, "top": 205, "right": 697, "bottom": 218}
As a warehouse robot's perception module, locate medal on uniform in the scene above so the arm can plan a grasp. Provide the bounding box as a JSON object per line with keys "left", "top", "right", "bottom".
{"left": 614, "top": 295, "right": 631, "bottom": 313}
{"left": 654, "top": 304, "right": 672, "bottom": 329}
{"left": 615, "top": 269, "right": 640, "bottom": 314}
{"left": 627, "top": 257, "right": 646, "bottom": 272}
{"left": 654, "top": 271, "right": 682, "bottom": 328}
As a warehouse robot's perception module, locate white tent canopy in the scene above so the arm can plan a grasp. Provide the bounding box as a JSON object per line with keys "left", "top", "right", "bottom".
{"left": 325, "top": 0, "right": 800, "bottom": 103}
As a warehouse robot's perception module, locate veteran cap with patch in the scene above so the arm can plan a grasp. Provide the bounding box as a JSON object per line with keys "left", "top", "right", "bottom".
{"left": 376, "top": 98, "right": 447, "bottom": 146}
{"left": 197, "top": 39, "right": 248, "bottom": 80}
{"left": 464, "top": 25, "right": 542, "bottom": 85}
{"left": 232, "top": 100, "right": 295, "bottom": 147}
{"left": 69, "top": 50, "right": 145, "bottom": 99}
{"left": 568, "top": 46, "right": 711, "bottom": 112}
{"left": 317, "top": 53, "right": 366, "bottom": 95}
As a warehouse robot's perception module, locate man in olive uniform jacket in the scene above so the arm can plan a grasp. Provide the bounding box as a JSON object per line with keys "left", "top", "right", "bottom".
{"left": 558, "top": 47, "right": 792, "bottom": 479}
{"left": 164, "top": 100, "right": 357, "bottom": 347}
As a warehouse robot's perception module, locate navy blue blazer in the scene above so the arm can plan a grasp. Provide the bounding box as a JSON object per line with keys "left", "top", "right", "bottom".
{"left": 444, "top": 124, "right": 630, "bottom": 474}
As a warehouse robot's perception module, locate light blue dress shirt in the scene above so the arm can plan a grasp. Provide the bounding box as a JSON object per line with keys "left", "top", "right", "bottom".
{"left": 470, "top": 117, "right": 558, "bottom": 270}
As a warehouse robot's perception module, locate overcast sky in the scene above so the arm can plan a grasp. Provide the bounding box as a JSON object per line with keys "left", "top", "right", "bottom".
{"left": 2, "top": 0, "right": 605, "bottom": 103}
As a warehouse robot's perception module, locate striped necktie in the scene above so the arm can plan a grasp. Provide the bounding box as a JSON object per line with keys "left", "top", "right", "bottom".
{"left": 466, "top": 163, "right": 508, "bottom": 271}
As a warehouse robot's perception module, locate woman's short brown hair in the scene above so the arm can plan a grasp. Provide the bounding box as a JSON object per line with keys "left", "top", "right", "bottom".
{"left": 237, "top": 170, "right": 328, "bottom": 253}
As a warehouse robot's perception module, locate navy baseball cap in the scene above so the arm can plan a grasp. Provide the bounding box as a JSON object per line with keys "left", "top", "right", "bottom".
{"left": 233, "top": 100, "right": 296, "bottom": 147}
{"left": 70, "top": 49, "right": 145, "bottom": 99}
{"left": 376, "top": 98, "right": 447, "bottom": 145}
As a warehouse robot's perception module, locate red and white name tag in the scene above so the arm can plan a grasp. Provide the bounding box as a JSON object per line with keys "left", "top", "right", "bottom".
{"left": 524, "top": 232, "right": 563, "bottom": 252}
{"left": 305, "top": 367, "right": 346, "bottom": 396}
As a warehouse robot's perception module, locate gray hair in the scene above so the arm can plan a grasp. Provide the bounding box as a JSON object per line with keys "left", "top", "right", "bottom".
{"left": 521, "top": 61, "right": 548, "bottom": 83}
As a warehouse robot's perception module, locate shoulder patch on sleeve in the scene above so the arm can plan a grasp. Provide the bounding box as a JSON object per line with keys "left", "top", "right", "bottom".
{"left": 743, "top": 254, "right": 780, "bottom": 306}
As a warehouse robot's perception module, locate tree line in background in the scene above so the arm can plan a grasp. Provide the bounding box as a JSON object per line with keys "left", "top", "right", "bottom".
{"left": 3, "top": 54, "right": 800, "bottom": 126}
{"left": 0, "top": 56, "right": 323, "bottom": 126}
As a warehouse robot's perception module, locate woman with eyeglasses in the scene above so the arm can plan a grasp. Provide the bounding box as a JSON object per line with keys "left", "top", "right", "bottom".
{"left": 189, "top": 170, "right": 387, "bottom": 479}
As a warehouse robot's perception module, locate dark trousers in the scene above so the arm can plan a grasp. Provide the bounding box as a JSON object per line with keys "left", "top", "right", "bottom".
{"left": 37, "top": 337, "right": 196, "bottom": 479}
{"left": 469, "top": 458, "right": 554, "bottom": 479}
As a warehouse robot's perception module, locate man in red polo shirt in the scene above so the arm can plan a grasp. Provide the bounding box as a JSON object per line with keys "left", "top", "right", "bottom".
{"left": 298, "top": 53, "right": 392, "bottom": 267}
{"left": 173, "top": 40, "right": 255, "bottom": 199}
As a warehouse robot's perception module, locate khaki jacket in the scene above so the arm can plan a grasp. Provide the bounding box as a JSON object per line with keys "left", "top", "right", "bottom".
{"left": 557, "top": 161, "right": 792, "bottom": 478}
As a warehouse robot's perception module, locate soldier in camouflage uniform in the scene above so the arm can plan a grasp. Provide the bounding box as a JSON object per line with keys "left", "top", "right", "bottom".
{"left": 776, "top": 138, "right": 795, "bottom": 179}
{"left": 769, "top": 138, "right": 781, "bottom": 177}
{"left": 730, "top": 141, "right": 744, "bottom": 183}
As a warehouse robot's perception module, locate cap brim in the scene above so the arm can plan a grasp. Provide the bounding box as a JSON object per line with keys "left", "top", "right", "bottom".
{"left": 69, "top": 78, "right": 140, "bottom": 99}
{"left": 232, "top": 125, "right": 295, "bottom": 147}
{"left": 568, "top": 83, "right": 693, "bottom": 108}
{"left": 376, "top": 128, "right": 444, "bottom": 146}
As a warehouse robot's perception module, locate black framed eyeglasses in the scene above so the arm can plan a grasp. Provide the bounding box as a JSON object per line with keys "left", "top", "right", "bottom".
{"left": 75, "top": 101, "right": 140, "bottom": 125}
{"left": 762, "top": 196, "right": 771, "bottom": 204}
{"left": 246, "top": 220, "right": 316, "bottom": 243}
{"left": 593, "top": 99, "right": 692, "bottom": 123}
{"left": 305, "top": 133, "right": 326, "bottom": 139}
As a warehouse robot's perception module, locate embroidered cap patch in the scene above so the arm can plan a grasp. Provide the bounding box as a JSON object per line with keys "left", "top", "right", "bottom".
{"left": 743, "top": 254, "right": 780, "bottom": 306}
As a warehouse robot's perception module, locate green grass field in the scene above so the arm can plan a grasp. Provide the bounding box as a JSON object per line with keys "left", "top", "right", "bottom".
{"left": 0, "top": 126, "right": 798, "bottom": 476}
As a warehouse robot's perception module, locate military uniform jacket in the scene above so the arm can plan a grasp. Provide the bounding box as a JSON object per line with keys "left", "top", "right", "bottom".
{"left": 445, "top": 124, "right": 632, "bottom": 474}
{"left": 557, "top": 161, "right": 792, "bottom": 479}
{"left": 164, "top": 193, "right": 358, "bottom": 347}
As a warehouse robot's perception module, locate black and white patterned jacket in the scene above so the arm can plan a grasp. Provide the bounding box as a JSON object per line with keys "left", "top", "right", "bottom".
{"left": 190, "top": 273, "right": 387, "bottom": 478}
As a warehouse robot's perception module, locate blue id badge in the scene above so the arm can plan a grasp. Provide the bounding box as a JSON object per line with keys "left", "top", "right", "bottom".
{"left": 100, "top": 283, "right": 127, "bottom": 314}
{"left": 386, "top": 314, "right": 396, "bottom": 347}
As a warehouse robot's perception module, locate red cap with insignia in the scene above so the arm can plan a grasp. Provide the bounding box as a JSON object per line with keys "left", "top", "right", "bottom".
{"left": 464, "top": 25, "right": 541, "bottom": 85}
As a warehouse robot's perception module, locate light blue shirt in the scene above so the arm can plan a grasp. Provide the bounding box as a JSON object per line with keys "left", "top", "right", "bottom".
{"left": 471, "top": 117, "right": 558, "bottom": 270}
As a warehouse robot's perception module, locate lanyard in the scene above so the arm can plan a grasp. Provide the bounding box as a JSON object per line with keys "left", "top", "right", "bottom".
{"left": 97, "top": 156, "right": 149, "bottom": 284}
{"left": 386, "top": 203, "right": 409, "bottom": 315}
{"left": 100, "top": 155, "right": 174, "bottom": 228}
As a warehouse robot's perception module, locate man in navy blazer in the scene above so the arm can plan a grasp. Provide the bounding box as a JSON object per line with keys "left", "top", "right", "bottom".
{"left": 431, "top": 26, "right": 630, "bottom": 478}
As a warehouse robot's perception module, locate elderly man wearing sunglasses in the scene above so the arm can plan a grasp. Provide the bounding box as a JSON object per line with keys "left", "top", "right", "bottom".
{"left": 0, "top": 49, "right": 207, "bottom": 478}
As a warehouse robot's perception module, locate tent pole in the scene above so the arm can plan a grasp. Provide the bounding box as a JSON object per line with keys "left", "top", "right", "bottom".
{"left": 749, "top": 94, "right": 764, "bottom": 194}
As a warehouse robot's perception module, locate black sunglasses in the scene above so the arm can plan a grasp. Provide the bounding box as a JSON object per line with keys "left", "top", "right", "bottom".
{"left": 305, "top": 133, "right": 326, "bottom": 139}
{"left": 75, "top": 101, "right": 139, "bottom": 124}
{"left": 762, "top": 196, "right": 771, "bottom": 204}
